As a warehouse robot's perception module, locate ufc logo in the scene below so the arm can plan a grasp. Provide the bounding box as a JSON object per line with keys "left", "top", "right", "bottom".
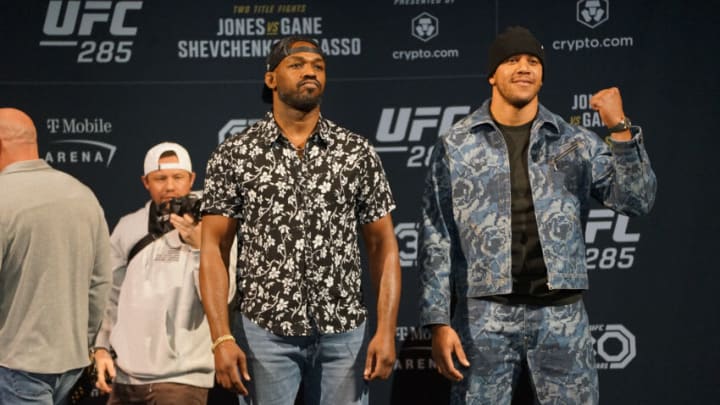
{"left": 585, "top": 209, "right": 640, "bottom": 244}
{"left": 43, "top": 1, "right": 143, "bottom": 36}
{"left": 376, "top": 106, "right": 470, "bottom": 143}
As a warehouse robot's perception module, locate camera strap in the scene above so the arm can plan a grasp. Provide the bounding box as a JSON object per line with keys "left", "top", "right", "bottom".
{"left": 127, "top": 233, "right": 159, "bottom": 264}
{"left": 127, "top": 202, "right": 172, "bottom": 264}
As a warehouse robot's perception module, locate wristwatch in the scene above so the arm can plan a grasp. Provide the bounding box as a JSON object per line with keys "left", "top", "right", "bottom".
{"left": 607, "top": 116, "right": 631, "bottom": 132}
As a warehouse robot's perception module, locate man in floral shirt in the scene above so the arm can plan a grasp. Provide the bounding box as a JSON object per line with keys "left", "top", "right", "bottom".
{"left": 199, "top": 36, "right": 401, "bottom": 405}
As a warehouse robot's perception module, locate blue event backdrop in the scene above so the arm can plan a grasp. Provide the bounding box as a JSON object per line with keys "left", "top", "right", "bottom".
{"left": 1, "top": 1, "right": 718, "bottom": 404}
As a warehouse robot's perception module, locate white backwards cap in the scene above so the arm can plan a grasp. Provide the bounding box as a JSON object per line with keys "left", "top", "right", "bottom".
{"left": 143, "top": 142, "right": 193, "bottom": 175}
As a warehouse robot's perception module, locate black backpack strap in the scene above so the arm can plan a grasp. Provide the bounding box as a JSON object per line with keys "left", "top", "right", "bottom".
{"left": 127, "top": 233, "right": 158, "bottom": 264}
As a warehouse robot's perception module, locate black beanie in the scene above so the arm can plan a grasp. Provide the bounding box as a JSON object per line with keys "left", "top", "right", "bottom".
{"left": 487, "top": 26, "right": 544, "bottom": 78}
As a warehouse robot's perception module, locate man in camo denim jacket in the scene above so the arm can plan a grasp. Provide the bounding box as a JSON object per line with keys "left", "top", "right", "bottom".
{"left": 419, "top": 27, "right": 656, "bottom": 404}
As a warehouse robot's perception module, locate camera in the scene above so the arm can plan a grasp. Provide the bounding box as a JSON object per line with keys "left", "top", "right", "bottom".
{"left": 159, "top": 193, "right": 202, "bottom": 223}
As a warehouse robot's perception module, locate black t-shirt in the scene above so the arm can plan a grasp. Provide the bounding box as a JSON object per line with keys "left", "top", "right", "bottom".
{"left": 486, "top": 119, "right": 581, "bottom": 306}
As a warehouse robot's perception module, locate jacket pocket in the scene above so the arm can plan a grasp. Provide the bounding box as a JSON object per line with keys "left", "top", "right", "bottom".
{"left": 551, "top": 140, "right": 581, "bottom": 171}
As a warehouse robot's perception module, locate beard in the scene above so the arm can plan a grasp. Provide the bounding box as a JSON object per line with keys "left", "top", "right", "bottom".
{"left": 278, "top": 85, "right": 322, "bottom": 113}
{"left": 495, "top": 83, "right": 539, "bottom": 110}
{"left": 506, "top": 95, "right": 534, "bottom": 109}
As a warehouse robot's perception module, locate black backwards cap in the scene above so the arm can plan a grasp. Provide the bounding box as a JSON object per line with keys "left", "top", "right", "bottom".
{"left": 487, "top": 26, "right": 545, "bottom": 78}
{"left": 262, "top": 36, "right": 325, "bottom": 103}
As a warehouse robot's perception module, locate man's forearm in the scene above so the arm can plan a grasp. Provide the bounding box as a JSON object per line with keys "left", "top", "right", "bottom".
{"left": 370, "top": 242, "right": 401, "bottom": 335}
{"left": 199, "top": 214, "right": 238, "bottom": 340}
{"left": 200, "top": 249, "right": 233, "bottom": 340}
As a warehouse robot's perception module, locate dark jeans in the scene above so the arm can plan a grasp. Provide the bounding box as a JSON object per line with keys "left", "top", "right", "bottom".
{"left": 108, "top": 382, "right": 208, "bottom": 405}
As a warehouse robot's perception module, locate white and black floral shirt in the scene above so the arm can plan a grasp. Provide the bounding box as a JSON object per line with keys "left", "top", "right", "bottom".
{"left": 202, "top": 112, "right": 396, "bottom": 336}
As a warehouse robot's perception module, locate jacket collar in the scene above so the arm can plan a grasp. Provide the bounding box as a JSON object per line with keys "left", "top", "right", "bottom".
{"left": 468, "top": 99, "right": 562, "bottom": 137}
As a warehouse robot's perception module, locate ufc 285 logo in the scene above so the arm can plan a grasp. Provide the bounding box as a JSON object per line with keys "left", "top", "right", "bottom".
{"left": 40, "top": 0, "right": 143, "bottom": 63}
{"left": 375, "top": 106, "right": 470, "bottom": 168}
{"left": 585, "top": 209, "right": 640, "bottom": 270}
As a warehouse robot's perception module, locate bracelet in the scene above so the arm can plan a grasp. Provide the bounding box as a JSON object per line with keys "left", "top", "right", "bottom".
{"left": 211, "top": 334, "right": 235, "bottom": 353}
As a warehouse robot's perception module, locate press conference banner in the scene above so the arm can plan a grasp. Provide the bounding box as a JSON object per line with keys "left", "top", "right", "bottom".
{"left": 1, "top": 1, "right": 717, "bottom": 404}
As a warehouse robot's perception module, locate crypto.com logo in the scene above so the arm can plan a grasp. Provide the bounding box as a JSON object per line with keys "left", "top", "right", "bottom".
{"left": 577, "top": 0, "right": 609, "bottom": 29}
{"left": 218, "top": 119, "right": 259, "bottom": 144}
{"left": 411, "top": 12, "right": 438, "bottom": 42}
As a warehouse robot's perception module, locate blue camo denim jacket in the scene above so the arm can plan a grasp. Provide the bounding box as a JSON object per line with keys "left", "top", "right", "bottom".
{"left": 418, "top": 100, "right": 656, "bottom": 327}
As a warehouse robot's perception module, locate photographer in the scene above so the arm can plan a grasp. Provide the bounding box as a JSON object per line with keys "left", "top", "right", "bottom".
{"left": 91, "top": 142, "right": 234, "bottom": 405}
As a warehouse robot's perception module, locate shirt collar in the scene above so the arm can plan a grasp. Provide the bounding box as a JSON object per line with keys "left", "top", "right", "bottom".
{"left": 0, "top": 159, "right": 50, "bottom": 175}
{"left": 260, "top": 111, "right": 333, "bottom": 148}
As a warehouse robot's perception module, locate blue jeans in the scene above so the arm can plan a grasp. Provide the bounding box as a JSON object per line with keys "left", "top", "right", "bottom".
{"left": 0, "top": 366, "right": 84, "bottom": 405}
{"left": 452, "top": 299, "right": 599, "bottom": 405}
{"left": 234, "top": 313, "right": 369, "bottom": 405}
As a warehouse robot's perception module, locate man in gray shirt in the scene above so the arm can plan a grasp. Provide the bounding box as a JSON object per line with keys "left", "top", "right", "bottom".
{"left": 0, "top": 107, "right": 112, "bottom": 405}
